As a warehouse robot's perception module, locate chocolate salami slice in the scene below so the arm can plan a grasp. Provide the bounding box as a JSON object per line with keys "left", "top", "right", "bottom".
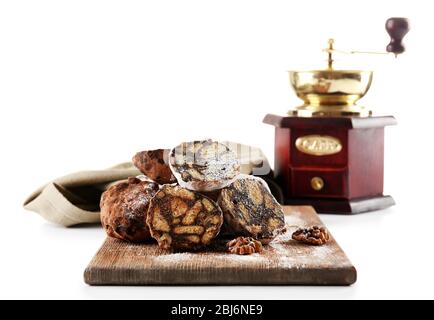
{"left": 218, "top": 175, "right": 285, "bottom": 243}
{"left": 132, "top": 149, "right": 176, "bottom": 185}
{"left": 146, "top": 185, "right": 223, "bottom": 250}
{"left": 169, "top": 139, "right": 240, "bottom": 192}
{"left": 100, "top": 177, "right": 159, "bottom": 242}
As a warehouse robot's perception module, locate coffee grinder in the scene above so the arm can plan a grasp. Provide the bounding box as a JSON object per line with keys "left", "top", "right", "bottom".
{"left": 264, "top": 18, "right": 409, "bottom": 214}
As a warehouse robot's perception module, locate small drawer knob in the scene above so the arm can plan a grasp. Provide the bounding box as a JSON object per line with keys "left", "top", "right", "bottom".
{"left": 311, "top": 177, "right": 324, "bottom": 191}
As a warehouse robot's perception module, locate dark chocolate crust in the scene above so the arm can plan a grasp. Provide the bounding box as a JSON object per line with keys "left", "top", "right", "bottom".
{"left": 218, "top": 175, "right": 286, "bottom": 243}
{"left": 146, "top": 185, "right": 223, "bottom": 251}
{"left": 132, "top": 149, "right": 176, "bottom": 184}
{"left": 100, "top": 177, "right": 159, "bottom": 242}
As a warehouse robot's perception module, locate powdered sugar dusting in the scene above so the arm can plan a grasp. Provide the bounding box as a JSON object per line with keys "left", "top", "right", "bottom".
{"left": 153, "top": 252, "right": 196, "bottom": 263}
{"left": 272, "top": 228, "right": 294, "bottom": 243}
{"left": 213, "top": 252, "right": 271, "bottom": 265}
{"left": 144, "top": 216, "right": 345, "bottom": 269}
{"left": 285, "top": 210, "right": 308, "bottom": 227}
{"left": 268, "top": 227, "right": 341, "bottom": 269}
{"left": 277, "top": 256, "right": 294, "bottom": 269}
{"left": 270, "top": 241, "right": 338, "bottom": 267}
{"left": 150, "top": 250, "right": 273, "bottom": 267}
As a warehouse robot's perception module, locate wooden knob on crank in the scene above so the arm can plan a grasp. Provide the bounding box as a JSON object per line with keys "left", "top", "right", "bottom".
{"left": 386, "top": 17, "right": 409, "bottom": 55}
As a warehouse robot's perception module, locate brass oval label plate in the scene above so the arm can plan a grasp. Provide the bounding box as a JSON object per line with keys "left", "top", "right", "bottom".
{"left": 295, "top": 135, "right": 342, "bottom": 156}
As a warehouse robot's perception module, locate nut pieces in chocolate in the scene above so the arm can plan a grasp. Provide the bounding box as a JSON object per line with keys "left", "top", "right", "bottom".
{"left": 101, "top": 139, "right": 287, "bottom": 252}
{"left": 146, "top": 185, "right": 223, "bottom": 250}
{"left": 218, "top": 175, "right": 286, "bottom": 244}
{"left": 169, "top": 139, "right": 240, "bottom": 192}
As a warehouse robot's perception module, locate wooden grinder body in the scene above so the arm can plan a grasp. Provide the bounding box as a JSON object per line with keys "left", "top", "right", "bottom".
{"left": 263, "top": 114, "right": 396, "bottom": 214}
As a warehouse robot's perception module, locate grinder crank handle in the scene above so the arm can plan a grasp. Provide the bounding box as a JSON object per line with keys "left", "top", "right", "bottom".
{"left": 386, "top": 17, "right": 410, "bottom": 56}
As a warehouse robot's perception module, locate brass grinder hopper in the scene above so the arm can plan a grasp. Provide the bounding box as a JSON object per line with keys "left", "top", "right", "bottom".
{"left": 288, "top": 18, "right": 409, "bottom": 117}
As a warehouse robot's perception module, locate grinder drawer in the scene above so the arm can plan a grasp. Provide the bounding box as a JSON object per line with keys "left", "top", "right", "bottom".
{"left": 291, "top": 168, "right": 348, "bottom": 198}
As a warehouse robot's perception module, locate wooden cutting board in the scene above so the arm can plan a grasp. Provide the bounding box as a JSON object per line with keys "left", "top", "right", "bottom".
{"left": 84, "top": 206, "right": 356, "bottom": 285}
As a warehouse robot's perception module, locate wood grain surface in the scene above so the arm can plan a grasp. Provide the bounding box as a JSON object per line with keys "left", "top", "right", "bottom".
{"left": 84, "top": 206, "right": 356, "bottom": 286}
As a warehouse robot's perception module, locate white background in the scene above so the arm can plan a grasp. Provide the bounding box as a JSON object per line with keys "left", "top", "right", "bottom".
{"left": 1, "top": 0, "right": 433, "bottom": 299}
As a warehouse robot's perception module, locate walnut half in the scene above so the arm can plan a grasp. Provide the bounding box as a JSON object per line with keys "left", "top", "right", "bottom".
{"left": 292, "top": 226, "right": 330, "bottom": 246}
{"left": 227, "top": 236, "right": 263, "bottom": 255}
